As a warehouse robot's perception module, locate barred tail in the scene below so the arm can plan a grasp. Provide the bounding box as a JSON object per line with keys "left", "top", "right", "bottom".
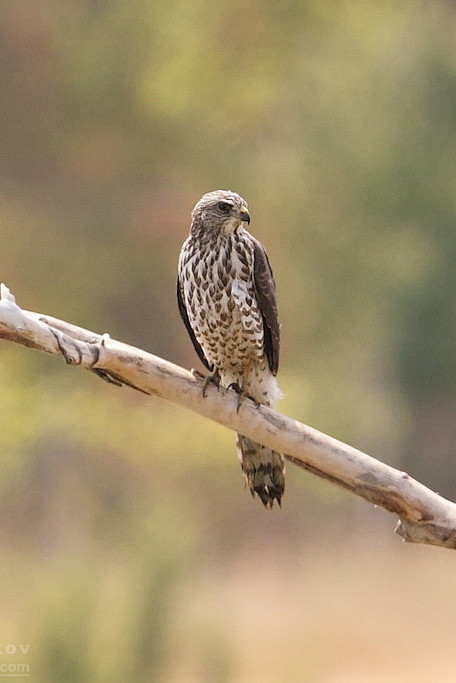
{"left": 236, "top": 434, "right": 285, "bottom": 509}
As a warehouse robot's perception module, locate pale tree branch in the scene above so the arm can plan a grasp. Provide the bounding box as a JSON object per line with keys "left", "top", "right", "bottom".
{"left": 1, "top": 283, "right": 456, "bottom": 549}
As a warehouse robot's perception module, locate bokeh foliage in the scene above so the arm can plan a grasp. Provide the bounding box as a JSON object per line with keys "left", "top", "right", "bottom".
{"left": 2, "top": 1, "right": 456, "bottom": 680}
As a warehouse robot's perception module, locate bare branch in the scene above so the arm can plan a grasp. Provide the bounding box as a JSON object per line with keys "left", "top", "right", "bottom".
{"left": 1, "top": 283, "right": 456, "bottom": 549}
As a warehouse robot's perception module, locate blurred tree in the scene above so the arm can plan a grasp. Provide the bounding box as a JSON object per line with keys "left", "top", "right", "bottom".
{"left": 2, "top": 0, "right": 456, "bottom": 678}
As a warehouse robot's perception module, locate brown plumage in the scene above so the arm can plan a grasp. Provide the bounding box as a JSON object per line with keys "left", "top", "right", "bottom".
{"left": 177, "top": 190, "right": 285, "bottom": 507}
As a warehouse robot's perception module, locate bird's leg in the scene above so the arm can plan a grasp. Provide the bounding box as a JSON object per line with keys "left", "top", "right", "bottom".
{"left": 227, "top": 380, "right": 244, "bottom": 412}
{"left": 228, "top": 377, "right": 261, "bottom": 413}
{"left": 202, "top": 368, "right": 221, "bottom": 397}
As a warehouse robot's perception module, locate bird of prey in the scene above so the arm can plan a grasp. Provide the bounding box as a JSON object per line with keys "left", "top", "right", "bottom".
{"left": 177, "top": 190, "right": 285, "bottom": 508}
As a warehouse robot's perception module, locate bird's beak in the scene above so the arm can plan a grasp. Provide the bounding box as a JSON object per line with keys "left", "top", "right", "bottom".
{"left": 239, "top": 207, "right": 250, "bottom": 224}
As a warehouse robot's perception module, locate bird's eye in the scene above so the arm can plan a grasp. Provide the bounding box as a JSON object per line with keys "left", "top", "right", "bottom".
{"left": 217, "top": 202, "right": 231, "bottom": 214}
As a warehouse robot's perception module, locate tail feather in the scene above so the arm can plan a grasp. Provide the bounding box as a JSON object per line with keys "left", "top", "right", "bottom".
{"left": 236, "top": 434, "right": 285, "bottom": 509}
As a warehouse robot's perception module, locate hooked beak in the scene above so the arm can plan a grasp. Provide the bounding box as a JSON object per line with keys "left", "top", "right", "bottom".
{"left": 239, "top": 207, "right": 250, "bottom": 224}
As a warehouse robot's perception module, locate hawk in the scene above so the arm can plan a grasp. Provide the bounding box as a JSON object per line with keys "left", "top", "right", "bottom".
{"left": 177, "top": 190, "right": 285, "bottom": 508}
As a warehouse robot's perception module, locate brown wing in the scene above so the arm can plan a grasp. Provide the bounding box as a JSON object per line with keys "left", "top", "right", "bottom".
{"left": 252, "top": 238, "right": 280, "bottom": 375}
{"left": 176, "top": 277, "right": 213, "bottom": 372}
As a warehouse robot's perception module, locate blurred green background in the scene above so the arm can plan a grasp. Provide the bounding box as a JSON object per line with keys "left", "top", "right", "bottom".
{"left": 2, "top": 1, "right": 456, "bottom": 681}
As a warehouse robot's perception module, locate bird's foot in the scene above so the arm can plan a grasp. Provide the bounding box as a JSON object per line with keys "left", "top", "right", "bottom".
{"left": 227, "top": 382, "right": 261, "bottom": 413}
{"left": 202, "top": 369, "right": 221, "bottom": 397}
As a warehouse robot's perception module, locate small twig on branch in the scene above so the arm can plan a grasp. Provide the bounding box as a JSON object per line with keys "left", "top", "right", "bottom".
{"left": 1, "top": 283, "right": 456, "bottom": 549}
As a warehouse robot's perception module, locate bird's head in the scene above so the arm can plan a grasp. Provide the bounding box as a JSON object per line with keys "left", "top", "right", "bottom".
{"left": 191, "top": 190, "right": 250, "bottom": 236}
